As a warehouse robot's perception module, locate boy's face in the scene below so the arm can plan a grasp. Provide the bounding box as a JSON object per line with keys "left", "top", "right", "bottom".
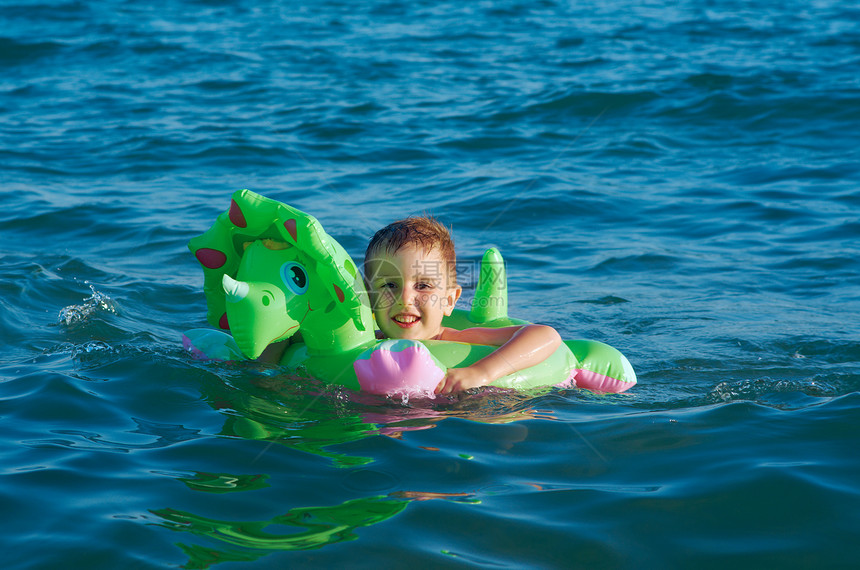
{"left": 365, "top": 244, "right": 461, "bottom": 341}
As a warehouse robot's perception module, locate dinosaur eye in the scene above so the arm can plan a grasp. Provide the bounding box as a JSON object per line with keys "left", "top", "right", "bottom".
{"left": 281, "top": 262, "right": 308, "bottom": 295}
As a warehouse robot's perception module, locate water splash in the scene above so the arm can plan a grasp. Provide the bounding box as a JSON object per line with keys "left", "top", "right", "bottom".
{"left": 707, "top": 377, "right": 839, "bottom": 404}
{"left": 57, "top": 283, "right": 116, "bottom": 326}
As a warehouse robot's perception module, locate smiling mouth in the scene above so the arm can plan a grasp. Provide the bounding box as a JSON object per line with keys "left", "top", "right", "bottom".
{"left": 393, "top": 314, "right": 420, "bottom": 327}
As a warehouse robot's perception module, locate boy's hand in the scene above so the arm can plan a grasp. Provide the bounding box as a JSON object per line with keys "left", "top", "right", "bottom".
{"left": 435, "top": 365, "right": 491, "bottom": 395}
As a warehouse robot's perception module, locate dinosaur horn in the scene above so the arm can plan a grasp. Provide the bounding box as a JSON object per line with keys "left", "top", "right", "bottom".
{"left": 222, "top": 274, "right": 250, "bottom": 302}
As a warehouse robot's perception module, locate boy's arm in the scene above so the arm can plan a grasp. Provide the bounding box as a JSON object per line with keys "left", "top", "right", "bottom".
{"left": 256, "top": 332, "right": 304, "bottom": 365}
{"left": 436, "top": 325, "right": 562, "bottom": 394}
{"left": 257, "top": 339, "right": 290, "bottom": 364}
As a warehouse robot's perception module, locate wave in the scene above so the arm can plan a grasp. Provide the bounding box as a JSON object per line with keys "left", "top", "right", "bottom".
{"left": 0, "top": 37, "right": 65, "bottom": 66}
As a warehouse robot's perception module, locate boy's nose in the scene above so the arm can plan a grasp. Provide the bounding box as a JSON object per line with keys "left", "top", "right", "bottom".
{"left": 400, "top": 287, "right": 416, "bottom": 306}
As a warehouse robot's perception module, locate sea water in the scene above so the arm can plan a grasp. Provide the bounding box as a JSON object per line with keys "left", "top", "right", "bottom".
{"left": 1, "top": 0, "right": 859, "bottom": 567}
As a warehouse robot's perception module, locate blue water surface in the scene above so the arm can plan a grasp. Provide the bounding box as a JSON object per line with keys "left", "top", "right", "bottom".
{"left": 2, "top": 0, "right": 859, "bottom": 567}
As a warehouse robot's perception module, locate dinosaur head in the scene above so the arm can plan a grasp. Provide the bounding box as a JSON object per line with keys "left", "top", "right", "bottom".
{"left": 223, "top": 240, "right": 313, "bottom": 359}
{"left": 191, "top": 190, "right": 375, "bottom": 358}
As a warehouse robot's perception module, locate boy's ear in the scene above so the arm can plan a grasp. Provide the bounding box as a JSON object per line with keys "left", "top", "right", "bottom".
{"left": 443, "top": 285, "right": 462, "bottom": 315}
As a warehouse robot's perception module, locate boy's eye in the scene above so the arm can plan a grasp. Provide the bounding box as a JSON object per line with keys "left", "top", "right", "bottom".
{"left": 416, "top": 282, "right": 435, "bottom": 290}
{"left": 373, "top": 281, "right": 397, "bottom": 292}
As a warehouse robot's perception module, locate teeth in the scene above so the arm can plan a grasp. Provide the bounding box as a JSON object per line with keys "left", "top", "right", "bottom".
{"left": 394, "top": 315, "right": 418, "bottom": 323}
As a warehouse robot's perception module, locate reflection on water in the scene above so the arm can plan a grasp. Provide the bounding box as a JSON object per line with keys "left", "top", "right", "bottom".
{"left": 196, "top": 360, "right": 555, "bottom": 468}
{"left": 153, "top": 496, "right": 409, "bottom": 566}
{"left": 153, "top": 491, "right": 477, "bottom": 568}
{"left": 178, "top": 472, "right": 270, "bottom": 494}
{"left": 149, "top": 364, "right": 553, "bottom": 567}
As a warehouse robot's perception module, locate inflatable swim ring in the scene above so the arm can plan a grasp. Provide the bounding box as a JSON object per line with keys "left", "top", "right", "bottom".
{"left": 182, "top": 190, "right": 636, "bottom": 396}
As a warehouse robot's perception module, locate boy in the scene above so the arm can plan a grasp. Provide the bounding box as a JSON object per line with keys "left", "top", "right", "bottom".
{"left": 364, "top": 216, "right": 561, "bottom": 395}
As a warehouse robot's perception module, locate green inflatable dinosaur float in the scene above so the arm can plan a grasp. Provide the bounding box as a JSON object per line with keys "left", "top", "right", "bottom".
{"left": 182, "top": 190, "right": 636, "bottom": 395}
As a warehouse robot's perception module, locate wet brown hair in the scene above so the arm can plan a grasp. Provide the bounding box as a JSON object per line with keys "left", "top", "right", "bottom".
{"left": 364, "top": 216, "right": 457, "bottom": 284}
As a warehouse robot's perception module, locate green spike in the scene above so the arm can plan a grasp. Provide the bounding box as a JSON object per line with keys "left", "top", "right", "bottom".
{"left": 470, "top": 247, "right": 508, "bottom": 323}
